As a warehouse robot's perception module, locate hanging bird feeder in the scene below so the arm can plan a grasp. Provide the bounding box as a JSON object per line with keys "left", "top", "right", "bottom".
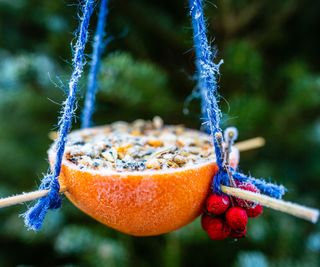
{"left": 0, "top": 0, "right": 318, "bottom": 239}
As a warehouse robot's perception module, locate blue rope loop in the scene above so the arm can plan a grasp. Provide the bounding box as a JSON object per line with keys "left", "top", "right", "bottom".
{"left": 38, "top": 175, "right": 61, "bottom": 209}
{"left": 189, "top": 0, "right": 223, "bottom": 132}
{"left": 24, "top": 0, "right": 96, "bottom": 231}
{"left": 81, "top": 0, "right": 109, "bottom": 129}
{"left": 189, "top": 0, "right": 286, "bottom": 198}
{"left": 189, "top": 0, "right": 226, "bottom": 189}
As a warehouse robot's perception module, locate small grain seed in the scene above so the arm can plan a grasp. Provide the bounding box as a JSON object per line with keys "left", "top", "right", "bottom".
{"left": 151, "top": 147, "right": 171, "bottom": 158}
{"left": 173, "top": 155, "right": 187, "bottom": 165}
{"left": 146, "top": 158, "right": 161, "bottom": 169}
{"left": 69, "top": 157, "right": 78, "bottom": 164}
{"left": 162, "top": 153, "right": 174, "bottom": 160}
{"left": 72, "top": 141, "right": 85, "bottom": 146}
{"left": 174, "top": 125, "right": 184, "bottom": 135}
{"left": 169, "top": 146, "right": 178, "bottom": 153}
{"left": 188, "top": 147, "right": 200, "bottom": 154}
{"left": 153, "top": 116, "right": 163, "bottom": 129}
{"left": 161, "top": 133, "right": 176, "bottom": 143}
{"left": 131, "top": 129, "right": 141, "bottom": 136}
{"left": 93, "top": 161, "right": 100, "bottom": 168}
{"left": 140, "top": 148, "right": 155, "bottom": 157}
{"left": 201, "top": 150, "right": 212, "bottom": 157}
{"left": 176, "top": 139, "right": 185, "bottom": 147}
{"left": 102, "top": 126, "right": 111, "bottom": 134}
{"left": 78, "top": 156, "right": 92, "bottom": 167}
{"left": 180, "top": 150, "right": 190, "bottom": 157}
{"left": 101, "top": 148, "right": 118, "bottom": 162}
{"left": 112, "top": 121, "right": 128, "bottom": 130}
{"left": 167, "top": 161, "right": 179, "bottom": 168}
{"left": 117, "top": 144, "right": 132, "bottom": 159}
{"left": 101, "top": 151, "right": 114, "bottom": 162}
{"left": 202, "top": 144, "right": 211, "bottom": 150}
{"left": 158, "top": 158, "right": 166, "bottom": 164}
{"left": 132, "top": 119, "right": 145, "bottom": 129}
{"left": 147, "top": 138, "right": 163, "bottom": 147}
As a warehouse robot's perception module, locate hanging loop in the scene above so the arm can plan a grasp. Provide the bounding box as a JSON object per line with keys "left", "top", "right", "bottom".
{"left": 24, "top": 0, "right": 96, "bottom": 231}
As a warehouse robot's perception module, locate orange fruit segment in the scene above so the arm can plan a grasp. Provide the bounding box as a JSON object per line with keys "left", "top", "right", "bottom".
{"left": 49, "top": 121, "right": 239, "bottom": 236}
{"left": 58, "top": 161, "right": 218, "bottom": 236}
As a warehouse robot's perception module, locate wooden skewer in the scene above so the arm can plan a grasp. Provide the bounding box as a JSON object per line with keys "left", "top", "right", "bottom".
{"left": 0, "top": 184, "right": 318, "bottom": 223}
{"left": 221, "top": 185, "right": 319, "bottom": 223}
{"left": 0, "top": 187, "right": 67, "bottom": 209}
{"left": 235, "top": 137, "right": 266, "bottom": 152}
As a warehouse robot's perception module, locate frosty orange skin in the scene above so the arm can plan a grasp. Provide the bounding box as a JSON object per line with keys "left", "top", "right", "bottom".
{"left": 58, "top": 162, "right": 218, "bottom": 236}
{"left": 49, "top": 129, "right": 239, "bottom": 236}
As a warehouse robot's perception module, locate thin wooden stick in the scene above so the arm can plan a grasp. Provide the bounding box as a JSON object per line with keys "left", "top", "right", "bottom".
{"left": 0, "top": 187, "right": 67, "bottom": 209}
{"left": 221, "top": 185, "right": 319, "bottom": 223}
{"left": 235, "top": 137, "right": 266, "bottom": 152}
{"left": 0, "top": 184, "right": 318, "bottom": 224}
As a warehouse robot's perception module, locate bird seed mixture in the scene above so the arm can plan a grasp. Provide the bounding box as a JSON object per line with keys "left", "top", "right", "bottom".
{"left": 62, "top": 117, "right": 215, "bottom": 172}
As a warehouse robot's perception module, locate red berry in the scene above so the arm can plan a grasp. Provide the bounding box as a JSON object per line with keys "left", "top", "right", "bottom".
{"left": 238, "top": 182, "right": 259, "bottom": 193}
{"left": 206, "top": 194, "right": 230, "bottom": 215}
{"left": 206, "top": 218, "right": 231, "bottom": 240}
{"left": 246, "top": 204, "right": 263, "bottom": 218}
{"left": 235, "top": 182, "right": 260, "bottom": 208}
{"left": 230, "top": 227, "right": 247, "bottom": 239}
{"left": 201, "top": 213, "right": 214, "bottom": 231}
{"left": 226, "top": 207, "right": 248, "bottom": 231}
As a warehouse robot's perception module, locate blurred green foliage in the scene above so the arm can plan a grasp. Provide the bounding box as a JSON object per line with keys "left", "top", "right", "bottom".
{"left": 98, "top": 51, "right": 176, "bottom": 118}
{"left": 0, "top": 0, "right": 319, "bottom": 266}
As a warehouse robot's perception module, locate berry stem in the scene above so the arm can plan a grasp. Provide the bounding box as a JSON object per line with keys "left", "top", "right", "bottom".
{"left": 221, "top": 185, "right": 319, "bottom": 223}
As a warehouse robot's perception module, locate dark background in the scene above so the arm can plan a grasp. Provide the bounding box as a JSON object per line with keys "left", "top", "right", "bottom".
{"left": 0, "top": 0, "right": 319, "bottom": 266}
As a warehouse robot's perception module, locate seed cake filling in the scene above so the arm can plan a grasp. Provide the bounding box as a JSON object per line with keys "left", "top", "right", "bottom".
{"left": 61, "top": 117, "right": 215, "bottom": 172}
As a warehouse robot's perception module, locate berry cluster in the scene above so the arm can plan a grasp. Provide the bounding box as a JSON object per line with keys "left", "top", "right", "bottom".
{"left": 201, "top": 182, "right": 263, "bottom": 240}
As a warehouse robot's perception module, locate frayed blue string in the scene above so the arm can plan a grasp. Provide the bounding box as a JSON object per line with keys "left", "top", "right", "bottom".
{"left": 188, "top": 0, "right": 223, "bottom": 154}
{"left": 189, "top": 0, "right": 287, "bottom": 198}
{"left": 189, "top": 0, "right": 227, "bottom": 189}
{"left": 232, "top": 171, "right": 286, "bottom": 199}
{"left": 212, "top": 170, "right": 286, "bottom": 199}
{"left": 189, "top": 0, "right": 222, "bottom": 132}
{"left": 24, "top": 0, "right": 96, "bottom": 231}
{"left": 81, "top": 0, "right": 109, "bottom": 128}
{"left": 212, "top": 171, "right": 229, "bottom": 193}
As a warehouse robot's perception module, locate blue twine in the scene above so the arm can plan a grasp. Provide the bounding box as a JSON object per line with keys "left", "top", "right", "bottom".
{"left": 81, "top": 0, "right": 109, "bottom": 128}
{"left": 189, "top": 0, "right": 286, "bottom": 199}
{"left": 189, "top": 0, "right": 222, "bottom": 131}
{"left": 189, "top": 0, "right": 226, "bottom": 181}
{"left": 232, "top": 171, "right": 286, "bottom": 199}
{"left": 24, "top": 0, "right": 96, "bottom": 231}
